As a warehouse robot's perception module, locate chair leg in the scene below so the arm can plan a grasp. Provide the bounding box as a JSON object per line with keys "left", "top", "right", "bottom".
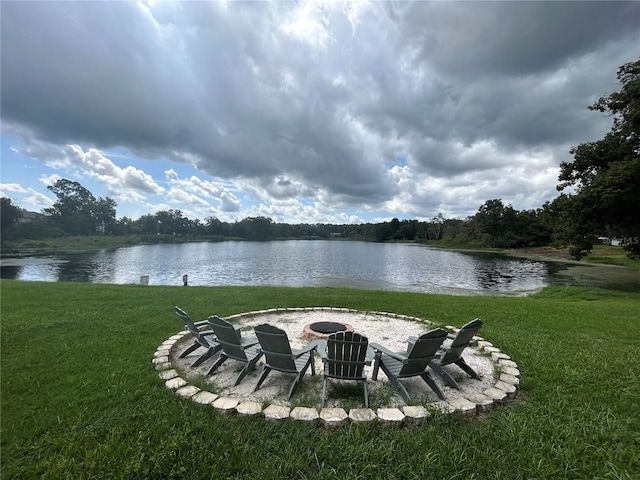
{"left": 253, "top": 366, "right": 272, "bottom": 393}
{"left": 233, "top": 366, "right": 250, "bottom": 387}
{"left": 233, "top": 352, "right": 263, "bottom": 387}
{"left": 455, "top": 358, "right": 480, "bottom": 379}
{"left": 248, "top": 352, "right": 263, "bottom": 372}
{"left": 379, "top": 362, "right": 410, "bottom": 403}
{"left": 420, "top": 371, "right": 446, "bottom": 400}
{"left": 288, "top": 357, "right": 313, "bottom": 399}
{"left": 191, "top": 348, "right": 213, "bottom": 367}
{"left": 390, "top": 377, "right": 410, "bottom": 403}
{"left": 371, "top": 354, "right": 381, "bottom": 381}
{"left": 300, "top": 357, "right": 313, "bottom": 378}
{"left": 206, "top": 354, "right": 228, "bottom": 376}
{"left": 362, "top": 379, "right": 369, "bottom": 408}
{"left": 288, "top": 374, "right": 302, "bottom": 400}
{"left": 430, "top": 362, "right": 461, "bottom": 390}
{"left": 179, "top": 342, "right": 200, "bottom": 358}
{"left": 191, "top": 344, "right": 221, "bottom": 367}
{"left": 321, "top": 377, "right": 328, "bottom": 407}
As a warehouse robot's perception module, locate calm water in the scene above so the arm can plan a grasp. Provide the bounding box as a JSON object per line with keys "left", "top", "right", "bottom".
{"left": 2, "top": 240, "right": 637, "bottom": 295}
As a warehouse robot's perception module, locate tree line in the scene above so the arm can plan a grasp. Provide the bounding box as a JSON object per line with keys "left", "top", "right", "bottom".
{"left": 0, "top": 191, "right": 558, "bottom": 247}
{"left": 2, "top": 60, "right": 638, "bottom": 259}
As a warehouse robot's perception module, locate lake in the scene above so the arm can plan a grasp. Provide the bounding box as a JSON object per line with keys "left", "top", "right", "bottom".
{"left": 2, "top": 240, "right": 638, "bottom": 295}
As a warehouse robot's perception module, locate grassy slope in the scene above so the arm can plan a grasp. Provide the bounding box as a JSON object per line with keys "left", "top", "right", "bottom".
{"left": 1, "top": 281, "right": 639, "bottom": 479}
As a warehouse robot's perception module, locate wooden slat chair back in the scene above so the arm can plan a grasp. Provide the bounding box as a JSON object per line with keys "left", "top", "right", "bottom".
{"left": 371, "top": 328, "right": 448, "bottom": 402}
{"left": 174, "top": 306, "right": 208, "bottom": 334}
{"left": 430, "top": 318, "right": 483, "bottom": 390}
{"left": 326, "top": 331, "right": 368, "bottom": 379}
{"left": 206, "top": 316, "right": 262, "bottom": 386}
{"left": 253, "top": 324, "right": 316, "bottom": 399}
{"left": 438, "top": 318, "right": 483, "bottom": 366}
{"left": 208, "top": 316, "right": 251, "bottom": 362}
{"left": 174, "top": 306, "right": 221, "bottom": 367}
{"left": 254, "top": 324, "right": 296, "bottom": 372}
{"left": 400, "top": 329, "right": 449, "bottom": 376}
{"left": 321, "top": 331, "right": 371, "bottom": 407}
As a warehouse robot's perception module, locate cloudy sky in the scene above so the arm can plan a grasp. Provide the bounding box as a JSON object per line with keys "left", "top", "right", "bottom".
{"left": 1, "top": 1, "right": 638, "bottom": 224}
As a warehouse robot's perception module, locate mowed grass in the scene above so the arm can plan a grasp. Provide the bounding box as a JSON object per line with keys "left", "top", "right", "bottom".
{"left": 1, "top": 280, "right": 639, "bottom": 479}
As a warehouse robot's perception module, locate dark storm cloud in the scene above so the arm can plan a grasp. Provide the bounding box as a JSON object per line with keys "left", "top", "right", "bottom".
{"left": 2, "top": 1, "right": 638, "bottom": 215}
{"left": 1, "top": 1, "right": 209, "bottom": 155}
{"left": 399, "top": 1, "right": 639, "bottom": 76}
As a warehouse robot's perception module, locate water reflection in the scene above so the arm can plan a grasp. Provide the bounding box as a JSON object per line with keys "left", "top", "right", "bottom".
{"left": 2, "top": 240, "right": 636, "bottom": 295}
{"left": 461, "top": 254, "right": 547, "bottom": 292}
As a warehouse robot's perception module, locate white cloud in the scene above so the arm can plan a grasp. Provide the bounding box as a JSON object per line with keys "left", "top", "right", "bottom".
{"left": 168, "top": 188, "right": 210, "bottom": 207}
{"left": 63, "top": 145, "right": 165, "bottom": 196}
{"left": 165, "top": 169, "right": 242, "bottom": 214}
{"left": 0, "top": 183, "right": 53, "bottom": 210}
{"left": 0, "top": 183, "right": 28, "bottom": 194}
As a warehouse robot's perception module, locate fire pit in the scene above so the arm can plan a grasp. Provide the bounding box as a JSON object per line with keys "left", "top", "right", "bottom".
{"left": 303, "top": 321, "right": 354, "bottom": 342}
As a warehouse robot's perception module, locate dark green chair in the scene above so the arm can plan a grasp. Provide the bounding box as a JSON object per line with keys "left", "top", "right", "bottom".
{"left": 371, "top": 328, "right": 448, "bottom": 402}
{"left": 318, "top": 331, "right": 374, "bottom": 408}
{"left": 253, "top": 324, "right": 316, "bottom": 400}
{"left": 174, "top": 306, "right": 221, "bottom": 367}
{"left": 206, "top": 316, "right": 262, "bottom": 386}
{"left": 429, "top": 318, "right": 483, "bottom": 390}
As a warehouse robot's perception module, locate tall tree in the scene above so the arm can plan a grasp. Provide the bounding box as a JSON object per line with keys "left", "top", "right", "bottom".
{"left": 154, "top": 209, "right": 189, "bottom": 235}
{"left": 472, "top": 199, "right": 518, "bottom": 248}
{"left": 93, "top": 197, "right": 117, "bottom": 234}
{"left": 239, "top": 216, "right": 273, "bottom": 240}
{"left": 44, "top": 179, "right": 117, "bottom": 235}
{"left": 137, "top": 214, "right": 160, "bottom": 235}
{"left": 558, "top": 59, "right": 640, "bottom": 258}
{"left": 1, "top": 197, "right": 22, "bottom": 241}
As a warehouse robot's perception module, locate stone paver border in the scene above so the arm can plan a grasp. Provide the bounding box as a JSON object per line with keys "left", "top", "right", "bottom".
{"left": 153, "top": 307, "right": 520, "bottom": 426}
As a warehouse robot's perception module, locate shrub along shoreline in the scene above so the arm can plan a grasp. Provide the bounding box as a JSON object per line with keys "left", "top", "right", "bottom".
{"left": 2, "top": 280, "right": 639, "bottom": 479}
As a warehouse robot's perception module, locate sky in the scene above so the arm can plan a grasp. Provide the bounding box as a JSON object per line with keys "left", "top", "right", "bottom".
{"left": 1, "top": 1, "right": 638, "bottom": 225}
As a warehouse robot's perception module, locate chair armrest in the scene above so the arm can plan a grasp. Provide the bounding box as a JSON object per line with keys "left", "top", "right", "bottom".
{"left": 370, "top": 342, "right": 406, "bottom": 362}
{"left": 294, "top": 341, "right": 319, "bottom": 358}
{"left": 291, "top": 344, "right": 316, "bottom": 358}
{"left": 365, "top": 346, "right": 376, "bottom": 364}
{"left": 194, "top": 319, "right": 209, "bottom": 327}
{"left": 240, "top": 336, "right": 259, "bottom": 347}
{"left": 315, "top": 340, "right": 328, "bottom": 361}
{"left": 433, "top": 347, "right": 449, "bottom": 361}
{"left": 233, "top": 324, "right": 242, "bottom": 340}
{"left": 447, "top": 333, "right": 456, "bottom": 340}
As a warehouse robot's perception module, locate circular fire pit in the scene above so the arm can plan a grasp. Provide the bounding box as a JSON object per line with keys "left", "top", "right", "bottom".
{"left": 303, "top": 321, "right": 354, "bottom": 341}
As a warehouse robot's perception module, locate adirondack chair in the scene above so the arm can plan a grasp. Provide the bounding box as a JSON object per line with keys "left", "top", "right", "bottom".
{"left": 429, "top": 318, "right": 483, "bottom": 390}
{"left": 253, "top": 324, "right": 317, "bottom": 400}
{"left": 174, "top": 306, "right": 221, "bottom": 367}
{"left": 318, "top": 331, "right": 374, "bottom": 408}
{"left": 206, "top": 316, "right": 262, "bottom": 386}
{"left": 371, "top": 328, "right": 448, "bottom": 402}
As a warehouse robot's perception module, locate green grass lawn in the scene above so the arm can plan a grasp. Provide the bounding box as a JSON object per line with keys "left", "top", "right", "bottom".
{"left": 1, "top": 281, "right": 639, "bottom": 479}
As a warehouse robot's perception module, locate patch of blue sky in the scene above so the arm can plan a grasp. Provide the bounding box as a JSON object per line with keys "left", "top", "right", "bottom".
{"left": 1, "top": 135, "right": 54, "bottom": 205}
{"left": 385, "top": 156, "right": 408, "bottom": 169}
{"left": 298, "top": 197, "right": 318, "bottom": 207}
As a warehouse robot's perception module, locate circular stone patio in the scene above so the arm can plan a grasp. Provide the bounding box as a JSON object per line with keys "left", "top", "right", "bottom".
{"left": 153, "top": 308, "right": 520, "bottom": 425}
